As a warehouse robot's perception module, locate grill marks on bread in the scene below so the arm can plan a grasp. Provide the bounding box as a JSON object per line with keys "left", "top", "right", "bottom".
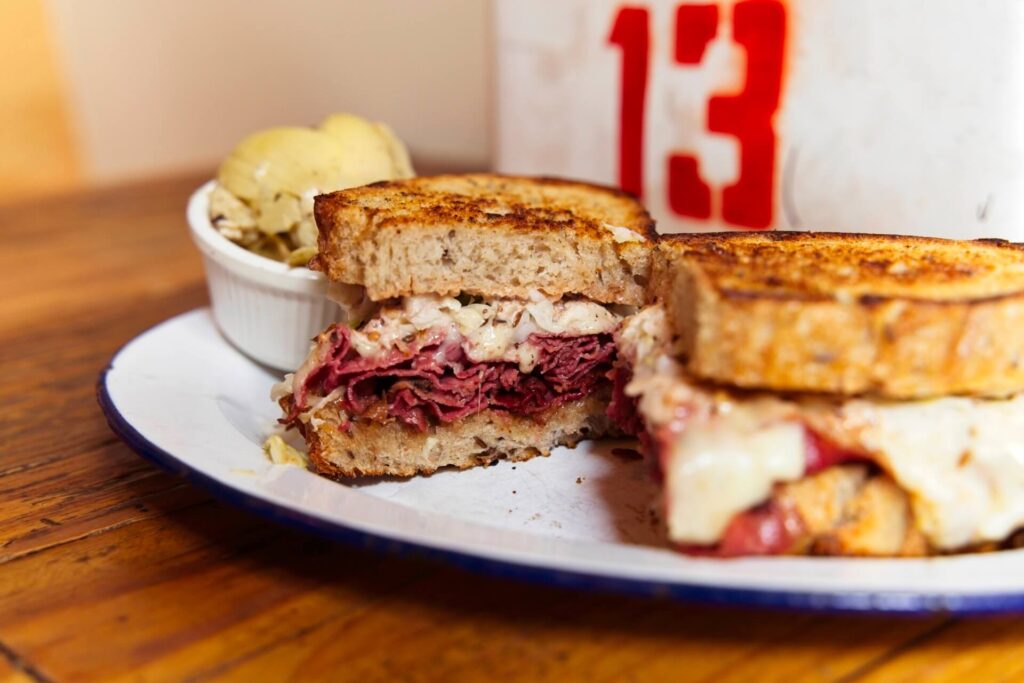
{"left": 652, "top": 232, "right": 1024, "bottom": 398}
{"left": 313, "top": 174, "right": 654, "bottom": 305}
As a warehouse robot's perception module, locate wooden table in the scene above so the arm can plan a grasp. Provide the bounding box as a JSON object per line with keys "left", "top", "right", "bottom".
{"left": 2, "top": 173, "right": 1023, "bottom": 682}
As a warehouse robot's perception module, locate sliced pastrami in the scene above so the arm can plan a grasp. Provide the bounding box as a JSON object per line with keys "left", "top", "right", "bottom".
{"left": 287, "top": 323, "right": 616, "bottom": 432}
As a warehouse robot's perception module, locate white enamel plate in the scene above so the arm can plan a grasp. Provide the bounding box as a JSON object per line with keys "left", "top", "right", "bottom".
{"left": 98, "top": 309, "right": 1024, "bottom": 614}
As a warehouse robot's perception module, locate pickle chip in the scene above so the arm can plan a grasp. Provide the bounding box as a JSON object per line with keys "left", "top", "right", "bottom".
{"left": 210, "top": 113, "right": 414, "bottom": 265}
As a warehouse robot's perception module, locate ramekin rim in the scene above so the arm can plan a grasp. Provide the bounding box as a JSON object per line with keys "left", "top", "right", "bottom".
{"left": 186, "top": 180, "right": 325, "bottom": 283}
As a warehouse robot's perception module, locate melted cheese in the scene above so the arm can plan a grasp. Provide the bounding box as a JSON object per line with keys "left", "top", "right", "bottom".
{"left": 619, "top": 305, "right": 1024, "bottom": 550}
{"left": 814, "top": 398, "right": 1024, "bottom": 549}
{"left": 350, "top": 292, "right": 621, "bottom": 370}
{"left": 617, "top": 306, "right": 705, "bottom": 429}
{"left": 601, "top": 222, "right": 646, "bottom": 243}
{"left": 665, "top": 407, "right": 805, "bottom": 543}
{"left": 278, "top": 293, "right": 623, "bottom": 423}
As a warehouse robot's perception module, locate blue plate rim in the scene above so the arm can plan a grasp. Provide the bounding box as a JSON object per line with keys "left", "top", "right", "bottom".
{"left": 95, "top": 309, "right": 1024, "bottom": 616}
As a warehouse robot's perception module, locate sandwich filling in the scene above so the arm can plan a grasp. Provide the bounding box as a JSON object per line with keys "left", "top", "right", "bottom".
{"left": 612, "top": 305, "right": 1024, "bottom": 556}
{"left": 278, "top": 292, "right": 622, "bottom": 432}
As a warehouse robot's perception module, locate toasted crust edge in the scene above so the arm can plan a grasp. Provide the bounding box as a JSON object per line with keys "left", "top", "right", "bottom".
{"left": 316, "top": 173, "right": 658, "bottom": 242}
{"left": 652, "top": 235, "right": 1024, "bottom": 398}
{"left": 312, "top": 174, "right": 655, "bottom": 305}
{"left": 305, "top": 392, "right": 613, "bottom": 478}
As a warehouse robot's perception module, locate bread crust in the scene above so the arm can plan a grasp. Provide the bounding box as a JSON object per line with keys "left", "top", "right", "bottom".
{"left": 305, "top": 392, "right": 613, "bottom": 478}
{"left": 653, "top": 232, "right": 1024, "bottom": 398}
{"left": 778, "top": 466, "right": 929, "bottom": 556}
{"left": 312, "top": 174, "right": 655, "bottom": 305}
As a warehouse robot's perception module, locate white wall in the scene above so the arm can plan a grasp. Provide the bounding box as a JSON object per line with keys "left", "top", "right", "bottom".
{"left": 45, "top": 0, "right": 491, "bottom": 182}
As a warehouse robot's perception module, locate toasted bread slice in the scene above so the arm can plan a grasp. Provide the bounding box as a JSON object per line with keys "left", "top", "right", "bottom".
{"left": 778, "top": 466, "right": 929, "bottom": 556}
{"left": 652, "top": 232, "right": 1024, "bottom": 398}
{"left": 305, "top": 392, "right": 612, "bottom": 478}
{"left": 312, "top": 174, "right": 655, "bottom": 305}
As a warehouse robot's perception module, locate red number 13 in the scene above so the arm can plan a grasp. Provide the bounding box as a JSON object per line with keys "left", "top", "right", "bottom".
{"left": 608, "top": 1, "right": 786, "bottom": 229}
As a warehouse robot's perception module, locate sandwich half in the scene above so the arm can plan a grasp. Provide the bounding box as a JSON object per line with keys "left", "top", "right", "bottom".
{"left": 276, "top": 174, "right": 655, "bottom": 477}
{"left": 612, "top": 232, "right": 1024, "bottom": 556}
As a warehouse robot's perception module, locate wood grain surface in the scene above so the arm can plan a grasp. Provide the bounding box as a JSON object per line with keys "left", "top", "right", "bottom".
{"left": 1, "top": 173, "right": 1022, "bottom": 682}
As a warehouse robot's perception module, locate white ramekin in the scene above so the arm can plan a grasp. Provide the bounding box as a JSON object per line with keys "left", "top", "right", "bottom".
{"left": 187, "top": 181, "right": 340, "bottom": 370}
